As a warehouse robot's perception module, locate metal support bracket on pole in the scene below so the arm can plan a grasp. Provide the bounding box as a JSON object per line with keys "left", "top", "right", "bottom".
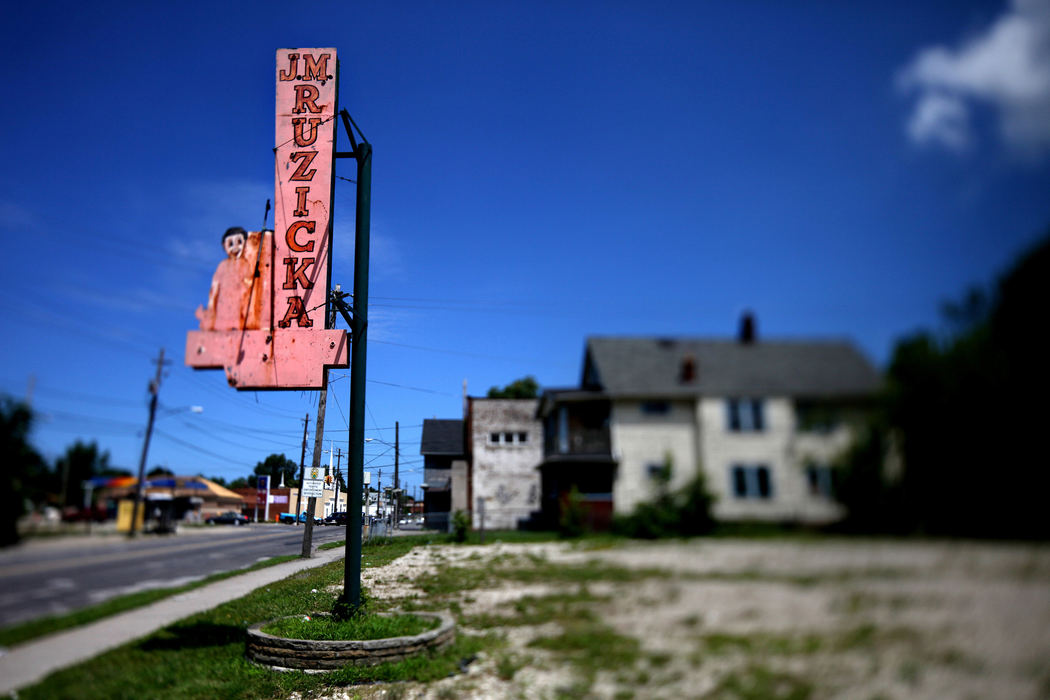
{"left": 329, "top": 288, "right": 355, "bottom": 336}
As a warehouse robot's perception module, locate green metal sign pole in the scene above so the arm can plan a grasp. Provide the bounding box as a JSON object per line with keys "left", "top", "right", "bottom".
{"left": 338, "top": 110, "right": 371, "bottom": 616}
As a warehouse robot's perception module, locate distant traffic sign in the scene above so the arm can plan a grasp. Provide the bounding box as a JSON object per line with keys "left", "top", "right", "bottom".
{"left": 302, "top": 479, "right": 324, "bottom": 498}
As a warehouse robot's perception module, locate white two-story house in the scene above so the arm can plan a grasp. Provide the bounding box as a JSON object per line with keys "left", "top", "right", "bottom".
{"left": 536, "top": 321, "right": 880, "bottom": 529}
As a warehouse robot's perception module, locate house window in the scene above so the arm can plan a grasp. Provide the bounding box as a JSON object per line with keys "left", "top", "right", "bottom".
{"left": 491, "top": 431, "right": 529, "bottom": 446}
{"left": 647, "top": 462, "right": 671, "bottom": 481}
{"left": 641, "top": 400, "right": 670, "bottom": 415}
{"left": 727, "top": 398, "right": 765, "bottom": 432}
{"left": 805, "top": 463, "right": 835, "bottom": 498}
{"left": 730, "top": 464, "right": 773, "bottom": 499}
{"left": 796, "top": 401, "right": 840, "bottom": 434}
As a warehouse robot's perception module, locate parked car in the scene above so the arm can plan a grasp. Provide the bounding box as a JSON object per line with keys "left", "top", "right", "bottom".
{"left": 398, "top": 515, "right": 424, "bottom": 530}
{"left": 323, "top": 511, "right": 347, "bottom": 526}
{"left": 61, "top": 505, "right": 109, "bottom": 523}
{"left": 279, "top": 512, "right": 322, "bottom": 525}
{"left": 206, "top": 511, "right": 249, "bottom": 526}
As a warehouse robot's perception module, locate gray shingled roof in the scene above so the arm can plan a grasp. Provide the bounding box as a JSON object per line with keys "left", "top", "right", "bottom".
{"left": 583, "top": 337, "right": 880, "bottom": 398}
{"left": 420, "top": 419, "right": 464, "bottom": 456}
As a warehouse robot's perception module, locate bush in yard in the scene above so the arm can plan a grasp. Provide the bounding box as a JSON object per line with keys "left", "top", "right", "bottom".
{"left": 451, "top": 509, "right": 470, "bottom": 543}
{"left": 558, "top": 486, "right": 586, "bottom": 539}
{"left": 613, "top": 455, "right": 716, "bottom": 539}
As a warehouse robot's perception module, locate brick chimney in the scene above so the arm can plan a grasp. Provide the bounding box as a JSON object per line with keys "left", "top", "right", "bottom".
{"left": 739, "top": 311, "right": 756, "bottom": 344}
{"left": 679, "top": 354, "right": 697, "bottom": 383}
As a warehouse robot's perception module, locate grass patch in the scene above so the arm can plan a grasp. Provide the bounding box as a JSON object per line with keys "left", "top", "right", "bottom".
{"left": 529, "top": 619, "right": 641, "bottom": 683}
{"left": 708, "top": 664, "right": 813, "bottom": 699}
{"left": 15, "top": 537, "right": 487, "bottom": 699}
{"left": 414, "top": 565, "right": 493, "bottom": 597}
{"left": 0, "top": 554, "right": 298, "bottom": 648}
{"left": 262, "top": 612, "right": 438, "bottom": 641}
{"left": 697, "top": 632, "right": 824, "bottom": 656}
{"left": 494, "top": 651, "right": 530, "bottom": 680}
{"left": 446, "top": 530, "right": 559, "bottom": 546}
{"left": 462, "top": 587, "right": 607, "bottom": 629}
{"left": 832, "top": 623, "right": 922, "bottom": 652}
{"left": 413, "top": 556, "right": 666, "bottom": 602}
{"left": 681, "top": 567, "right": 912, "bottom": 587}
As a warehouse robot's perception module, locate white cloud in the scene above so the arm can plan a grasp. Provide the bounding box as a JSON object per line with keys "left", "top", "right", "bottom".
{"left": 898, "top": 0, "right": 1050, "bottom": 156}
{"left": 168, "top": 179, "right": 271, "bottom": 265}
{"left": 906, "top": 93, "right": 972, "bottom": 151}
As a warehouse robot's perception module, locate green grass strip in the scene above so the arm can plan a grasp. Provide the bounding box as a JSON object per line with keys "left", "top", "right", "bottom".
{"left": 262, "top": 612, "right": 438, "bottom": 641}
{"left": 16, "top": 539, "right": 486, "bottom": 699}
{"left": 0, "top": 555, "right": 298, "bottom": 649}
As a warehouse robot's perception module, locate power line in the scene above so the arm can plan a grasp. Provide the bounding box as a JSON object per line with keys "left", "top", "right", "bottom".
{"left": 369, "top": 338, "right": 542, "bottom": 364}
{"left": 153, "top": 428, "right": 256, "bottom": 469}
{"left": 0, "top": 382, "right": 145, "bottom": 408}
{"left": 174, "top": 418, "right": 301, "bottom": 452}
{"left": 367, "top": 379, "right": 456, "bottom": 396}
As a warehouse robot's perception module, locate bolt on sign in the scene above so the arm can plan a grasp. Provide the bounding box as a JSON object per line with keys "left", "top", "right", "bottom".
{"left": 186, "top": 48, "right": 348, "bottom": 389}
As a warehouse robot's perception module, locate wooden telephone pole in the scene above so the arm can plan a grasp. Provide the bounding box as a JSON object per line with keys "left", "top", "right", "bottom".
{"left": 294, "top": 414, "right": 310, "bottom": 525}
{"left": 130, "top": 349, "right": 167, "bottom": 537}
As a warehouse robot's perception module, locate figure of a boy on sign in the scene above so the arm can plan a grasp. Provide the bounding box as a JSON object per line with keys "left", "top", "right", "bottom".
{"left": 185, "top": 223, "right": 347, "bottom": 390}
{"left": 196, "top": 227, "right": 272, "bottom": 332}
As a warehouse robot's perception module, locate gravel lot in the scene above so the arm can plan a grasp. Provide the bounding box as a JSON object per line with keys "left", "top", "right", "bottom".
{"left": 308, "top": 537, "right": 1050, "bottom": 699}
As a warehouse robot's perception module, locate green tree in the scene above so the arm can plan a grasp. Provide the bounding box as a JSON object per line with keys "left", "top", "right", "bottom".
{"left": 487, "top": 376, "right": 540, "bottom": 399}
{"left": 147, "top": 466, "right": 174, "bottom": 478}
{"left": 54, "top": 440, "right": 113, "bottom": 510}
{"left": 253, "top": 453, "right": 298, "bottom": 489}
{"left": 837, "top": 231, "right": 1050, "bottom": 538}
{"left": 0, "top": 399, "right": 48, "bottom": 545}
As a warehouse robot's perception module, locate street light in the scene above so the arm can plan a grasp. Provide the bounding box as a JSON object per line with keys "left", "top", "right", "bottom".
{"left": 161, "top": 405, "right": 204, "bottom": 417}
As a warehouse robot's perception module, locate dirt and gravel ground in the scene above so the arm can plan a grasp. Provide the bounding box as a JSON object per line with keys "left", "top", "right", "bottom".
{"left": 307, "top": 537, "right": 1050, "bottom": 699}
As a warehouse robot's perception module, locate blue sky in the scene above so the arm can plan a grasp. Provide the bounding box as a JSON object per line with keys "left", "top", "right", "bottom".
{"left": 3, "top": 0, "right": 1049, "bottom": 497}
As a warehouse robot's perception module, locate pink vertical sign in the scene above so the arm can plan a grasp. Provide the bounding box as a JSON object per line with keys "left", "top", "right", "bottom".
{"left": 274, "top": 48, "right": 337, "bottom": 331}
{"left": 185, "top": 48, "right": 348, "bottom": 390}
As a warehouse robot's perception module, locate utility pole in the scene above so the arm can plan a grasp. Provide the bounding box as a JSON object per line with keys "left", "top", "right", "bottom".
{"left": 303, "top": 380, "right": 332, "bottom": 557}
{"left": 131, "top": 348, "right": 167, "bottom": 537}
{"left": 394, "top": 421, "right": 400, "bottom": 529}
{"left": 294, "top": 413, "right": 310, "bottom": 525}
{"left": 334, "top": 447, "right": 343, "bottom": 512}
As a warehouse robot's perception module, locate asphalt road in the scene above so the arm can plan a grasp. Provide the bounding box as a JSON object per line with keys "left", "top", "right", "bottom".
{"left": 0, "top": 523, "right": 348, "bottom": 629}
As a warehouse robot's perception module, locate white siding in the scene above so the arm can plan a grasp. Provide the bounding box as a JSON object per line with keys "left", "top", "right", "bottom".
{"left": 610, "top": 399, "right": 698, "bottom": 514}
{"left": 607, "top": 396, "right": 853, "bottom": 524}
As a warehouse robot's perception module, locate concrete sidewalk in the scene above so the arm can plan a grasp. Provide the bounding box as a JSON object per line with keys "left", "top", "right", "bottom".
{"left": 0, "top": 546, "right": 345, "bottom": 696}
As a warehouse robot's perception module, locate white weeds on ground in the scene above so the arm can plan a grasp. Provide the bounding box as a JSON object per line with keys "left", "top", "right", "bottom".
{"left": 305, "top": 538, "right": 1050, "bottom": 699}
